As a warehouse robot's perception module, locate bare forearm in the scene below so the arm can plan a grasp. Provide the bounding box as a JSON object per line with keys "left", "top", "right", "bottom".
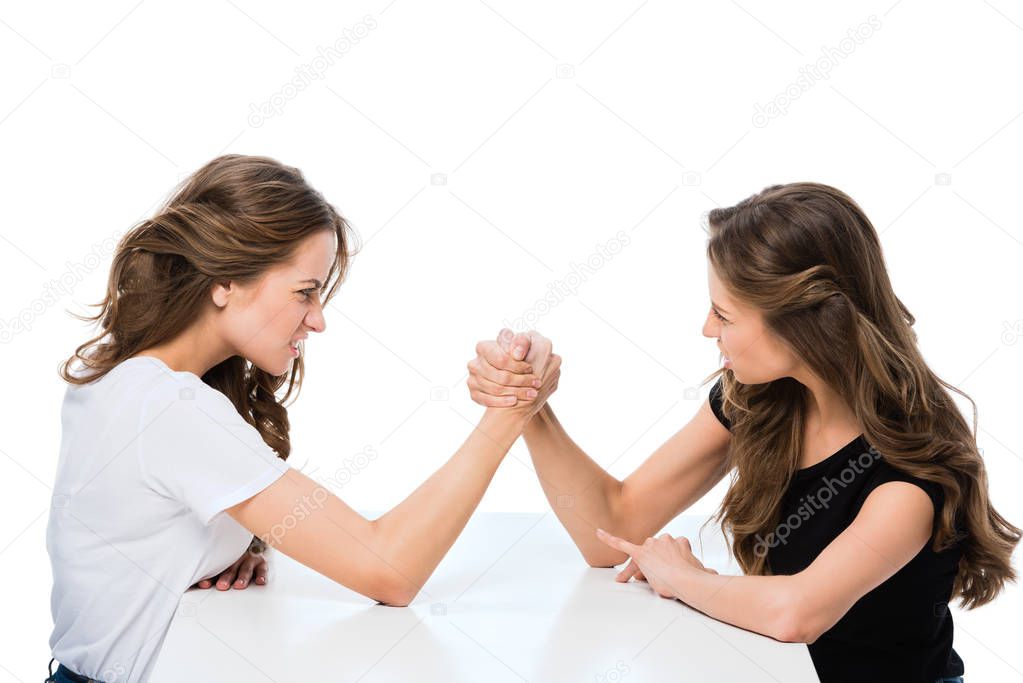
{"left": 670, "top": 569, "right": 805, "bottom": 643}
{"left": 373, "top": 409, "right": 526, "bottom": 599}
{"left": 523, "top": 404, "right": 628, "bottom": 566}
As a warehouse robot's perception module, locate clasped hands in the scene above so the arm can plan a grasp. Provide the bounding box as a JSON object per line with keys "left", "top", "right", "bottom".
{"left": 193, "top": 328, "right": 716, "bottom": 598}
{"left": 467, "top": 328, "right": 719, "bottom": 601}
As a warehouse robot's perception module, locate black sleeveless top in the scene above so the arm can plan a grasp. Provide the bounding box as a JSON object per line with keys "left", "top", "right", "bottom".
{"left": 708, "top": 379, "right": 964, "bottom": 682}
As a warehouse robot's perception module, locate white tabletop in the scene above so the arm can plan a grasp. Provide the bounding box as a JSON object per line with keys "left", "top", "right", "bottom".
{"left": 152, "top": 513, "right": 820, "bottom": 682}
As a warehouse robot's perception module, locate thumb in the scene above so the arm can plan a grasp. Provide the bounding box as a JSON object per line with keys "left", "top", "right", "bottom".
{"left": 497, "top": 328, "right": 515, "bottom": 352}
{"left": 510, "top": 332, "right": 531, "bottom": 361}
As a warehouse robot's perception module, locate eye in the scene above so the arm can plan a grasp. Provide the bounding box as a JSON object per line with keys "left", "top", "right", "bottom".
{"left": 711, "top": 308, "right": 729, "bottom": 324}
{"left": 298, "top": 288, "right": 317, "bottom": 301}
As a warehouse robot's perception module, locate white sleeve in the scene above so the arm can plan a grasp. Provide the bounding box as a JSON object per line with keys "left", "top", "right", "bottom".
{"left": 136, "top": 377, "right": 292, "bottom": 525}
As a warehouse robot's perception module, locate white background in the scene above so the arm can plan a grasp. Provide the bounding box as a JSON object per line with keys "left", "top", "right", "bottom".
{"left": 1, "top": 0, "right": 1021, "bottom": 680}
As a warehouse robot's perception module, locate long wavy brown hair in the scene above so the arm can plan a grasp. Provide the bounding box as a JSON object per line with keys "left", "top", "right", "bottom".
{"left": 59, "top": 154, "right": 356, "bottom": 461}
{"left": 704, "top": 182, "right": 1018, "bottom": 609}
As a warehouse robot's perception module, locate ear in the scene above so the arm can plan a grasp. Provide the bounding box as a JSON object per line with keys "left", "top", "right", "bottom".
{"left": 211, "top": 281, "right": 233, "bottom": 308}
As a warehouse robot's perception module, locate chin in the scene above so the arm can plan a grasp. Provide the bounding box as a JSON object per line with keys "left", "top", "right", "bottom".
{"left": 249, "top": 357, "right": 292, "bottom": 377}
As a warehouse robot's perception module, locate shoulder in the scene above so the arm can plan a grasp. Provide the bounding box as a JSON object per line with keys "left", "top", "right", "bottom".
{"left": 138, "top": 368, "right": 245, "bottom": 430}
{"left": 862, "top": 457, "right": 944, "bottom": 515}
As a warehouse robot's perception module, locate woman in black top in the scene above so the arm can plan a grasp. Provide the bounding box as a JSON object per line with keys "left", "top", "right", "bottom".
{"left": 464, "top": 182, "right": 1019, "bottom": 682}
{"left": 707, "top": 380, "right": 966, "bottom": 680}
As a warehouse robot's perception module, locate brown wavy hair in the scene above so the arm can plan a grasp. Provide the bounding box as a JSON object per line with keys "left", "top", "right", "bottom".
{"left": 703, "top": 182, "right": 1019, "bottom": 609}
{"left": 59, "top": 154, "right": 356, "bottom": 461}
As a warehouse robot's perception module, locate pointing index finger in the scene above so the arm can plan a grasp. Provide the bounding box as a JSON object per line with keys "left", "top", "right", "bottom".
{"left": 596, "top": 528, "right": 640, "bottom": 555}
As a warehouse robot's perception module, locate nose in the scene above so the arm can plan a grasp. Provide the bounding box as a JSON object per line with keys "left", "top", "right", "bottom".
{"left": 305, "top": 298, "right": 327, "bottom": 334}
{"left": 702, "top": 310, "right": 719, "bottom": 339}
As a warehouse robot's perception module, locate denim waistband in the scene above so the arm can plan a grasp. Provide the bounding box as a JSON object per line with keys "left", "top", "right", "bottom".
{"left": 46, "top": 658, "right": 105, "bottom": 683}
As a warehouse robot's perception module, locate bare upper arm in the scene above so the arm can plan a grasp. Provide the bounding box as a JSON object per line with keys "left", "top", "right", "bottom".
{"left": 616, "top": 395, "right": 732, "bottom": 540}
{"left": 789, "top": 481, "right": 935, "bottom": 642}
{"left": 226, "top": 468, "right": 413, "bottom": 605}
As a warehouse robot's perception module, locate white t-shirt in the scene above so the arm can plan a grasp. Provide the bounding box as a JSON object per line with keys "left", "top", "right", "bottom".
{"left": 46, "top": 355, "right": 291, "bottom": 683}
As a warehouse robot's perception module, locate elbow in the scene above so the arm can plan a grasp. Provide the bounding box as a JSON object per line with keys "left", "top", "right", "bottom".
{"left": 581, "top": 547, "right": 630, "bottom": 569}
{"left": 373, "top": 584, "right": 417, "bottom": 608}
{"left": 771, "top": 605, "right": 827, "bottom": 644}
{"left": 368, "top": 575, "right": 420, "bottom": 608}
{"left": 771, "top": 613, "right": 813, "bottom": 644}
{"left": 377, "top": 592, "right": 415, "bottom": 608}
{"left": 767, "top": 581, "right": 828, "bottom": 644}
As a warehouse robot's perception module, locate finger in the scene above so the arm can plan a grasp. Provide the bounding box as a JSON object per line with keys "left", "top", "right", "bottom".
{"left": 472, "top": 374, "right": 539, "bottom": 402}
{"left": 674, "top": 536, "right": 698, "bottom": 561}
{"left": 656, "top": 533, "right": 681, "bottom": 551}
{"left": 216, "top": 560, "right": 241, "bottom": 590}
{"left": 475, "top": 344, "right": 535, "bottom": 380}
{"left": 233, "top": 554, "right": 261, "bottom": 589}
{"left": 595, "top": 528, "right": 641, "bottom": 555}
{"left": 540, "top": 352, "right": 561, "bottom": 384}
{"left": 497, "top": 328, "right": 515, "bottom": 351}
{"left": 615, "top": 558, "right": 642, "bottom": 583}
{"left": 495, "top": 329, "right": 534, "bottom": 362}
{"left": 467, "top": 378, "right": 520, "bottom": 408}
{"left": 254, "top": 559, "right": 269, "bottom": 585}
{"left": 523, "top": 334, "right": 553, "bottom": 378}
{"left": 194, "top": 578, "right": 213, "bottom": 589}
{"left": 508, "top": 332, "right": 532, "bottom": 361}
{"left": 531, "top": 357, "right": 563, "bottom": 404}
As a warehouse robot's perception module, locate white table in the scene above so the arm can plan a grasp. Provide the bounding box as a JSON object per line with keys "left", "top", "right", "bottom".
{"left": 153, "top": 513, "right": 819, "bottom": 682}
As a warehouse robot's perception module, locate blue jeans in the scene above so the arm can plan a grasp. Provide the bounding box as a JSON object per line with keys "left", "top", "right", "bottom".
{"left": 936, "top": 678, "right": 964, "bottom": 683}
{"left": 45, "top": 658, "right": 106, "bottom": 683}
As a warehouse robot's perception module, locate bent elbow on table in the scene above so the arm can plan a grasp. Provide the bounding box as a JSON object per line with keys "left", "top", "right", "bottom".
{"left": 765, "top": 580, "right": 833, "bottom": 645}
{"left": 581, "top": 547, "right": 630, "bottom": 569}
{"left": 367, "top": 574, "right": 418, "bottom": 607}
{"left": 771, "top": 609, "right": 825, "bottom": 645}
{"left": 227, "top": 470, "right": 423, "bottom": 607}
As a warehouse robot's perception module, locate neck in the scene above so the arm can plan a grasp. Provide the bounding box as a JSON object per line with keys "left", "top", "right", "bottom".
{"left": 134, "top": 317, "right": 232, "bottom": 378}
{"left": 794, "top": 370, "right": 858, "bottom": 434}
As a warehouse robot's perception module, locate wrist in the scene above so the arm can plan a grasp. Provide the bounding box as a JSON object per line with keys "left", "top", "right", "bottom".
{"left": 669, "top": 563, "right": 698, "bottom": 601}
{"left": 480, "top": 406, "right": 530, "bottom": 438}
{"left": 522, "top": 402, "right": 553, "bottom": 434}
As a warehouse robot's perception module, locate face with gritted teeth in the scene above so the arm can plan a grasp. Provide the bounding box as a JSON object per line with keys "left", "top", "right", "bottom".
{"left": 701, "top": 260, "right": 796, "bottom": 385}
{"left": 219, "top": 230, "right": 335, "bottom": 376}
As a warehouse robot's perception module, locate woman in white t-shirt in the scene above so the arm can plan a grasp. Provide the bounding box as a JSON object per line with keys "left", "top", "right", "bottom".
{"left": 45, "top": 154, "right": 561, "bottom": 683}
